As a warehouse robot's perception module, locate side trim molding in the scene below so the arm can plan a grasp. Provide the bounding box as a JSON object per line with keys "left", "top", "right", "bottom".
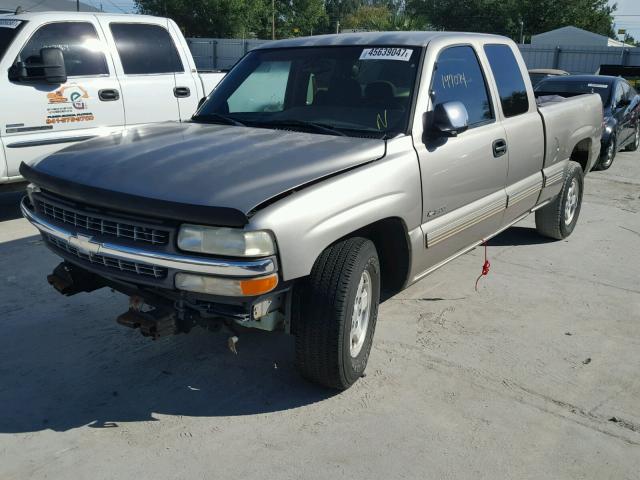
{"left": 412, "top": 209, "right": 534, "bottom": 284}
{"left": 544, "top": 168, "right": 565, "bottom": 187}
{"left": 426, "top": 197, "right": 506, "bottom": 248}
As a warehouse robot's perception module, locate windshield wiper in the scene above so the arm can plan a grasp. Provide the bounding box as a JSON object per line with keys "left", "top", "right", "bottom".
{"left": 191, "top": 113, "right": 246, "bottom": 127}
{"left": 252, "top": 119, "right": 347, "bottom": 137}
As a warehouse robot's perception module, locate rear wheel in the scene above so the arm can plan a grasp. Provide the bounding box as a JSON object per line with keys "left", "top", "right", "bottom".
{"left": 294, "top": 237, "right": 380, "bottom": 390}
{"left": 595, "top": 135, "right": 616, "bottom": 170}
{"left": 535, "top": 160, "right": 584, "bottom": 240}
{"left": 624, "top": 124, "right": 639, "bottom": 152}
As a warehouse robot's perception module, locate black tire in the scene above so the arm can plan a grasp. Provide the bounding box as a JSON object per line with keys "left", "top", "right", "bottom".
{"left": 535, "top": 160, "right": 584, "bottom": 240}
{"left": 294, "top": 237, "right": 380, "bottom": 390}
{"left": 624, "top": 123, "right": 639, "bottom": 152}
{"left": 595, "top": 135, "right": 616, "bottom": 171}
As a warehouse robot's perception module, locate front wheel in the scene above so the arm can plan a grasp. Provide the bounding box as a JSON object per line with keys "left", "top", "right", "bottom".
{"left": 595, "top": 135, "right": 616, "bottom": 170}
{"left": 294, "top": 237, "right": 380, "bottom": 390}
{"left": 624, "top": 123, "right": 639, "bottom": 152}
{"left": 535, "top": 160, "right": 584, "bottom": 240}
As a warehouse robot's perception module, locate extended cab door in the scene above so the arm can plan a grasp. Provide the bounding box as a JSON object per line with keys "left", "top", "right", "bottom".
{"left": 99, "top": 19, "right": 182, "bottom": 126}
{"left": 482, "top": 43, "right": 545, "bottom": 225}
{"left": 0, "top": 18, "right": 125, "bottom": 178}
{"left": 412, "top": 42, "right": 508, "bottom": 275}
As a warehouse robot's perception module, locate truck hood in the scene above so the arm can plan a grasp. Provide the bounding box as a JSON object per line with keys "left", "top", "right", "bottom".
{"left": 21, "top": 122, "right": 386, "bottom": 226}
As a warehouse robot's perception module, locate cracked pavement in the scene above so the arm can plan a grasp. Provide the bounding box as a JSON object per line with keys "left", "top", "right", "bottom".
{"left": 0, "top": 149, "right": 639, "bottom": 479}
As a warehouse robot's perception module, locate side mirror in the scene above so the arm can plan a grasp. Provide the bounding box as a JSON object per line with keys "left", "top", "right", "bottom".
{"left": 41, "top": 47, "right": 67, "bottom": 84}
{"left": 432, "top": 101, "right": 469, "bottom": 137}
{"left": 8, "top": 47, "right": 66, "bottom": 84}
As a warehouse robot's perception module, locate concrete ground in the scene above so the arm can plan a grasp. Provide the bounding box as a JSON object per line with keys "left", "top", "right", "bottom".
{"left": 0, "top": 150, "right": 639, "bottom": 480}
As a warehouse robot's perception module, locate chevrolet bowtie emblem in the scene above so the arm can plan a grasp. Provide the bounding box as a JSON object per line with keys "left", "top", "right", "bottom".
{"left": 67, "top": 233, "right": 100, "bottom": 255}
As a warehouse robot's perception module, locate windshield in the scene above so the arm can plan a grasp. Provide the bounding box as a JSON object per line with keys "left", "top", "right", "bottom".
{"left": 535, "top": 79, "right": 612, "bottom": 106}
{"left": 0, "top": 19, "right": 24, "bottom": 62}
{"left": 195, "top": 46, "right": 422, "bottom": 138}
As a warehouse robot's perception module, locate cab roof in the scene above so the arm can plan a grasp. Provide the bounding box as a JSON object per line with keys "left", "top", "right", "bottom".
{"left": 1, "top": 11, "right": 163, "bottom": 22}
{"left": 255, "top": 31, "right": 509, "bottom": 49}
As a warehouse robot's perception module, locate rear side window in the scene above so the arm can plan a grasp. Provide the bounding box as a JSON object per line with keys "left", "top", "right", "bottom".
{"left": 19, "top": 22, "right": 108, "bottom": 77}
{"left": 484, "top": 44, "right": 529, "bottom": 117}
{"left": 431, "top": 45, "right": 494, "bottom": 127}
{"left": 110, "top": 23, "right": 183, "bottom": 74}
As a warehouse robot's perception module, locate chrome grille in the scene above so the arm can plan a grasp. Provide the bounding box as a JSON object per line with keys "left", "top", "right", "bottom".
{"left": 47, "top": 235, "right": 167, "bottom": 279}
{"left": 37, "top": 199, "right": 169, "bottom": 246}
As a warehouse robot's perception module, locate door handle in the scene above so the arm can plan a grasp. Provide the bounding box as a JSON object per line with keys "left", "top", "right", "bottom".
{"left": 493, "top": 139, "right": 508, "bottom": 157}
{"left": 98, "top": 89, "right": 120, "bottom": 101}
{"left": 174, "top": 86, "right": 191, "bottom": 98}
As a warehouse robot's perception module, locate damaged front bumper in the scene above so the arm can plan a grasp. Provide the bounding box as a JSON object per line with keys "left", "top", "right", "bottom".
{"left": 21, "top": 197, "right": 290, "bottom": 336}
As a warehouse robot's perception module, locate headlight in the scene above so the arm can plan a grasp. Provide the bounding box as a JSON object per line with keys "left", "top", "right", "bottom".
{"left": 177, "top": 224, "right": 275, "bottom": 257}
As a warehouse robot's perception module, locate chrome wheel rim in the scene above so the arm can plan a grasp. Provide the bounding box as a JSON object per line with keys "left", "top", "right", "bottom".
{"left": 564, "top": 178, "right": 579, "bottom": 225}
{"left": 635, "top": 125, "right": 639, "bottom": 148}
{"left": 350, "top": 270, "right": 372, "bottom": 358}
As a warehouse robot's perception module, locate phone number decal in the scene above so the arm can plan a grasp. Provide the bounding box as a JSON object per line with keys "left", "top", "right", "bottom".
{"left": 359, "top": 48, "right": 413, "bottom": 62}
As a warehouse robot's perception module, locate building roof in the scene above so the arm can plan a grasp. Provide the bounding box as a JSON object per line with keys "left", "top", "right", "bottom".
{"left": 0, "top": 0, "right": 100, "bottom": 13}
{"left": 255, "top": 31, "right": 508, "bottom": 49}
{"left": 532, "top": 26, "right": 634, "bottom": 48}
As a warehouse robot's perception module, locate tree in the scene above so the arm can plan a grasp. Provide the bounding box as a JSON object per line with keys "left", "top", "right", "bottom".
{"left": 325, "top": 0, "right": 364, "bottom": 33}
{"left": 135, "top": 0, "right": 271, "bottom": 38}
{"left": 342, "top": 4, "right": 393, "bottom": 31}
{"left": 405, "top": 0, "right": 616, "bottom": 42}
{"left": 273, "top": 0, "right": 328, "bottom": 37}
{"left": 136, "top": 0, "right": 327, "bottom": 38}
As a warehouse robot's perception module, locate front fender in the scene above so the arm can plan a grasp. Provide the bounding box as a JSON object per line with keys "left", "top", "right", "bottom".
{"left": 249, "top": 137, "right": 422, "bottom": 281}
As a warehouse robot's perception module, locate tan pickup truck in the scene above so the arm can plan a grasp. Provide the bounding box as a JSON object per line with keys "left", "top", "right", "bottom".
{"left": 21, "top": 32, "right": 602, "bottom": 389}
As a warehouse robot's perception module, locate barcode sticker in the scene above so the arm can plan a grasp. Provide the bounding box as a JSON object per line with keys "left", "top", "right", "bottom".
{"left": 359, "top": 48, "right": 413, "bottom": 62}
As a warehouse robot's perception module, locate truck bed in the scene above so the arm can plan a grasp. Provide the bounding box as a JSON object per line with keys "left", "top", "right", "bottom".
{"left": 537, "top": 93, "right": 603, "bottom": 171}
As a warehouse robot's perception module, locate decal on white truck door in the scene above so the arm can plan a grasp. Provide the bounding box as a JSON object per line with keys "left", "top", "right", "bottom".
{"left": 45, "top": 84, "right": 95, "bottom": 125}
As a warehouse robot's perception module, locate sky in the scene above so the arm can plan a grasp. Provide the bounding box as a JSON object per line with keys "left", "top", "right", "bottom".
{"left": 97, "top": 0, "right": 640, "bottom": 43}
{"left": 611, "top": 0, "right": 640, "bottom": 42}
{"left": 87, "top": 0, "right": 135, "bottom": 14}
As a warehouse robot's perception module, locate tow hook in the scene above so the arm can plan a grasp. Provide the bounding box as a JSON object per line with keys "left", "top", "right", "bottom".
{"left": 47, "top": 262, "right": 105, "bottom": 296}
{"left": 116, "top": 296, "right": 179, "bottom": 340}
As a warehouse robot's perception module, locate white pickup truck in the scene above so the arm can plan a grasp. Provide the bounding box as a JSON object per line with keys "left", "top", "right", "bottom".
{"left": 0, "top": 12, "right": 225, "bottom": 190}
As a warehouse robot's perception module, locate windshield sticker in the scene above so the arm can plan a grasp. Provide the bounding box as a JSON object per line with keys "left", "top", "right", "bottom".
{"left": 360, "top": 48, "right": 413, "bottom": 62}
{"left": 0, "top": 19, "right": 22, "bottom": 29}
{"left": 45, "top": 84, "right": 95, "bottom": 125}
{"left": 587, "top": 83, "right": 608, "bottom": 89}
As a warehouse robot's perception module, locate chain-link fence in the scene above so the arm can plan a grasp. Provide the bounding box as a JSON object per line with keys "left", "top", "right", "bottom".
{"left": 186, "top": 38, "right": 270, "bottom": 70}
{"left": 519, "top": 44, "right": 640, "bottom": 75}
